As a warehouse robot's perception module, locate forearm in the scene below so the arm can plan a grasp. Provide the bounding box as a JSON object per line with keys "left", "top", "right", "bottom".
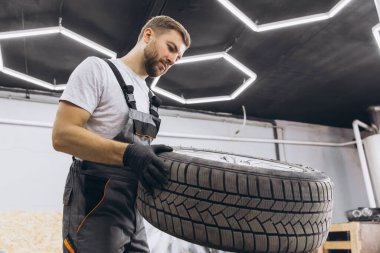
{"left": 52, "top": 124, "right": 127, "bottom": 165}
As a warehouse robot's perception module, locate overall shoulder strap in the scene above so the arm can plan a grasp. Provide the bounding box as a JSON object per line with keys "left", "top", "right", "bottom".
{"left": 103, "top": 59, "right": 137, "bottom": 109}
{"left": 148, "top": 90, "right": 161, "bottom": 118}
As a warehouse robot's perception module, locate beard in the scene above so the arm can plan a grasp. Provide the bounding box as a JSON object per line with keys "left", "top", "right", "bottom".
{"left": 144, "top": 41, "right": 167, "bottom": 77}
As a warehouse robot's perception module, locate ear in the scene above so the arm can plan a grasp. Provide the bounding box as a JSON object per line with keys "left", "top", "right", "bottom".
{"left": 143, "top": 28, "right": 154, "bottom": 43}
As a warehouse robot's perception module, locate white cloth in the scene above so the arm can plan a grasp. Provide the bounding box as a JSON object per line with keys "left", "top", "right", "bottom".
{"left": 60, "top": 56, "right": 150, "bottom": 139}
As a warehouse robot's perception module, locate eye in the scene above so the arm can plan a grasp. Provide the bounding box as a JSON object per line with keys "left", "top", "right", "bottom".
{"left": 168, "top": 44, "right": 175, "bottom": 52}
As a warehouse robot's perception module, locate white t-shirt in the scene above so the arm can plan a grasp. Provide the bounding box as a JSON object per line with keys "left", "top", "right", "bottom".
{"left": 60, "top": 56, "right": 150, "bottom": 139}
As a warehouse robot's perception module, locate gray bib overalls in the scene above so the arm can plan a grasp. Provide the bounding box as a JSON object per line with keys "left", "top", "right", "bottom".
{"left": 62, "top": 59, "right": 161, "bottom": 253}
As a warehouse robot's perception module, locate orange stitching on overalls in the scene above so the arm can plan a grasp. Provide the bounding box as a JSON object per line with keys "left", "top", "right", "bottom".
{"left": 76, "top": 179, "right": 111, "bottom": 233}
{"left": 64, "top": 238, "right": 75, "bottom": 253}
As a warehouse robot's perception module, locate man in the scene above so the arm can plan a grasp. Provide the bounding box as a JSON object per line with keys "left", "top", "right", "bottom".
{"left": 52, "top": 15, "right": 191, "bottom": 253}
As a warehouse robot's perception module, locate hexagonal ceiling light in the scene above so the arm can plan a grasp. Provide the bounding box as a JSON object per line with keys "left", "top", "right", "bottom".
{"left": 0, "top": 25, "right": 117, "bottom": 91}
{"left": 150, "top": 52, "right": 257, "bottom": 104}
{"left": 373, "top": 0, "right": 380, "bottom": 52}
{"left": 217, "top": 0, "right": 353, "bottom": 32}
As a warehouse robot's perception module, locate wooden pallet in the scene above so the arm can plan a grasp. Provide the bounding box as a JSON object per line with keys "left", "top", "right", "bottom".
{"left": 316, "top": 222, "right": 380, "bottom": 253}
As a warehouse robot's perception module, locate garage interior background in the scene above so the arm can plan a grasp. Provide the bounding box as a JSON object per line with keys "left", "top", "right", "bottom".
{"left": 0, "top": 0, "right": 380, "bottom": 252}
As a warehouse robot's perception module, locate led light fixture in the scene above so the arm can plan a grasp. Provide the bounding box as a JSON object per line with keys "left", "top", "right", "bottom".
{"left": 59, "top": 27, "right": 115, "bottom": 58}
{"left": 0, "top": 25, "right": 116, "bottom": 91}
{"left": 0, "top": 45, "right": 3, "bottom": 71}
{"left": 0, "top": 44, "right": 64, "bottom": 90}
{"left": 374, "top": 0, "right": 380, "bottom": 53}
{"left": 373, "top": 24, "right": 380, "bottom": 50}
{"left": 176, "top": 52, "right": 224, "bottom": 64}
{"left": 0, "top": 25, "right": 116, "bottom": 58}
{"left": 186, "top": 96, "right": 232, "bottom": 105}
{"left": 217, "top": 0, "right": 352, "bottom": 32}
{"left": 150, "top": 85, "right": 186, "bottom": 104}
{"left": 2, "top": 67, "right": 60, "bottom": 90}
{"left": 376, "top": 0, "right": 380, "bottom": 20}
{"left": 328, "top": 0, "right": 352, "bottom": 17}
{"left": 151, "top": 52, "right": 257, "bottom": 104}
{"left": 257, "top": 14, "right": 329, "bottom": 32}
{"left": 230, "top": 77, "right": 255, "bottom": 99}
{"left": 0, "top": 27, "right": 60, "bottom": 39}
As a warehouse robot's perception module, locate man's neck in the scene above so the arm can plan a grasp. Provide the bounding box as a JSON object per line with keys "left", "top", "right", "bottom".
{"left": 120, "top": 48, "right": 148, "bottom": 80}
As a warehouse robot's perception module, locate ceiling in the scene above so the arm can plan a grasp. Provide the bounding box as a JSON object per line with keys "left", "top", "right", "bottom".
{"left": 0, "top": 0, "right": 379, "bottom": 128}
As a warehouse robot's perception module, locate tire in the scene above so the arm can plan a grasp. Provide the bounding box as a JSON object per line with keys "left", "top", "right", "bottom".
{"left": 136, "top": 148, "right": 334, "bottom": 253}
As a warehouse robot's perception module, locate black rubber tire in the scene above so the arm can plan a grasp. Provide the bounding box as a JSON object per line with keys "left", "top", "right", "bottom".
{"left": 136, "top": 149, "right": 334, "bottom": 253}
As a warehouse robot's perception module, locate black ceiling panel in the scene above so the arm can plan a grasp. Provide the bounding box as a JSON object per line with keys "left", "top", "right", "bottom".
{"left": 61, "top": 0, "right": 153, "bottom": 55}
{"left": 0, "top": 0, "right": 61, "bottom": 36}
{"left": 162, "top": 0, "right": 245, "bottom": 52}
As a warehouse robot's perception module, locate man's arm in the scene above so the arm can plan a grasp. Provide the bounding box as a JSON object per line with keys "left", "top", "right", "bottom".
{"left": 52, "top": 101, "right": 127, "bottom": 165}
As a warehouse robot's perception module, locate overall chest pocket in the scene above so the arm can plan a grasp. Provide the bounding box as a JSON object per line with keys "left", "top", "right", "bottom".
{"left": 114, "top": 109, "right": 161, "bottom": 144}
{"left": 130, "top": 109, "right": 161, "bottom": 138}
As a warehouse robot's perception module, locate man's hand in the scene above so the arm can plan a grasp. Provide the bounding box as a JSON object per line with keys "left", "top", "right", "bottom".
{"left": 123, "top": 144, "right": 173, "bottom": 195}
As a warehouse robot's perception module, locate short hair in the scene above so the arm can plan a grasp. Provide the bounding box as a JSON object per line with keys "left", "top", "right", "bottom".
{"left": 138, "top": 15, "right": 191, "bottom": 48}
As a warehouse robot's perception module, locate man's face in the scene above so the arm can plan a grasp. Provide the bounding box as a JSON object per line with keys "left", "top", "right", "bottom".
{"left": 143, "top": 29, "right": 187, "bottom": 77}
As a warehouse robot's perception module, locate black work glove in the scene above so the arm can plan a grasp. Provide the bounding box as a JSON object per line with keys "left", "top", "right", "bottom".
{"left": 123, "top": 144, "right": 173, "bottom": 195}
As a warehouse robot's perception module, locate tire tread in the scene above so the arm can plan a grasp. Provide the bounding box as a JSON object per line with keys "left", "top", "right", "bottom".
{"left": 137, "top": 153, "right": 334, "bottom": 253}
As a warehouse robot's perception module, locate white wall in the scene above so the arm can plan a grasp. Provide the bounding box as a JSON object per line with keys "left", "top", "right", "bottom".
{"left": 0, "top": 96, "right": 71, "bottom": 211}
{"left": 0, "top": 93, "right": 369, "bottom": 222}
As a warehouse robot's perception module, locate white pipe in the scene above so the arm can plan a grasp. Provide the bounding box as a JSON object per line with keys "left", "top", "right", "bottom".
{"left": 158, "top": 132, "right": 355, "bottom": 147}
{"left": 235, "top": 105, "right": 246, "bottom": 135}
{"left": 0, "top": 93, "right": 60, "bottom": 104}
{"left": 352, "top": 119, "right": 377, "bottom": 207}
{"left": 0, "top": 118, "right": 356, "bottom": 147}
{"left": 0, "top": 118, "right": 52, "bottom": 128}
